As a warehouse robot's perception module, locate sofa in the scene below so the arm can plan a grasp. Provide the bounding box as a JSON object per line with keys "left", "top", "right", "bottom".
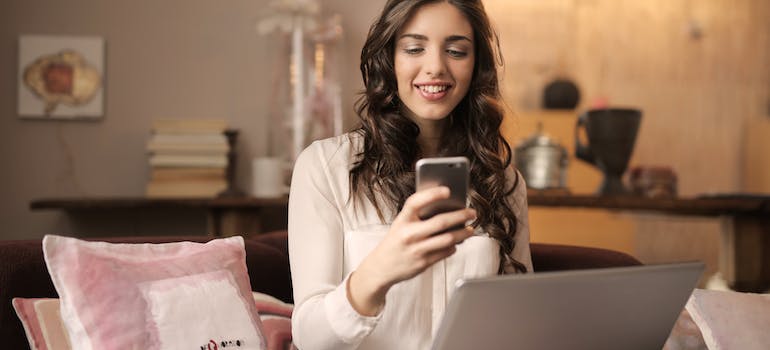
{"left": 0, "top": 230, "right": 640, "bottom": 349}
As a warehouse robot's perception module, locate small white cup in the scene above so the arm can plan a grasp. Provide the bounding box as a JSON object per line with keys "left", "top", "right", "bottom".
{"left": 251, "top": 157, "right": 288, "bottom": 198}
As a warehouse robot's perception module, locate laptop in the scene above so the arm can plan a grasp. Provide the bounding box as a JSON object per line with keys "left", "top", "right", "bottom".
{"left": 431, "top": 262, "right": 704, "bottom": 350}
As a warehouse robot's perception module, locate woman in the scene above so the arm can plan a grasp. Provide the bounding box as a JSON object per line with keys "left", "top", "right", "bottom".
{"left": 288, "top": 1, "right": 532, "bottom": 349}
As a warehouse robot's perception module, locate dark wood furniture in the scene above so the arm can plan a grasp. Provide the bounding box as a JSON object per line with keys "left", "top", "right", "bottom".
{"left": 30, "top": 193, "right": 770, "bottom": 292}
{"left": 528, "top": 193, "right": 770, "bottom": 293}
{"left": 30, "top": 196, "right": 289, "bottom": 238}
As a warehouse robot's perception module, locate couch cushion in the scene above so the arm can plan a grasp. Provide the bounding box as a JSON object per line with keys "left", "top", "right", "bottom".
{"left": 531, "top": 243, "right": 642, "bottom": 272}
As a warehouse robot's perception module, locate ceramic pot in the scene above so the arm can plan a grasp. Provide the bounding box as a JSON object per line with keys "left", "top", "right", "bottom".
{"left": 515, "top": 123, "right": 569, "bottom": 190}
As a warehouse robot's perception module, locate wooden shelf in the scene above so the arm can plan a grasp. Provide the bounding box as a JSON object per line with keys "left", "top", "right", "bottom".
{"left": 526, "top": 193, "right": 770, "bottom": 217}
{"left": 31, "top": 193, "right": 769, "bottom": 217}
{"left": 30, "top": 196, "right": 290, "bottom": 210}
{"left": 30, "top": 196, "right": 290, "bottom": 238}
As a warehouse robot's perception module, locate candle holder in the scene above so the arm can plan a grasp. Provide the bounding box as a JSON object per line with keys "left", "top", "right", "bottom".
{"left": 218, "top": 129, "right": 246, "bottom": 197}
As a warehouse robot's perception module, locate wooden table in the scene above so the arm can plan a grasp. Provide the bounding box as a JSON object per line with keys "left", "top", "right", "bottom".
{"left": 31, "top": 193, "right": 769, "bottom": 292}
{"left": 30, "top": 196, "right": 290, "bottom": 238}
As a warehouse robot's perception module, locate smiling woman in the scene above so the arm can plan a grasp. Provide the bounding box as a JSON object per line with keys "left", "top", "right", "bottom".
{"left": 393, "top": 2, "right": 475, "bottom": 134}
{"left": 287, "top": 1, "right": 532, "bottom": 349}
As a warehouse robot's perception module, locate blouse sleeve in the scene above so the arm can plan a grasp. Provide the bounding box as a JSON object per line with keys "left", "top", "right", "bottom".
{"left": 504, "top": 169, "right": 534, "bottom": 274}
{"left": 288, "top": 141, "right": 382, "bottom": 350}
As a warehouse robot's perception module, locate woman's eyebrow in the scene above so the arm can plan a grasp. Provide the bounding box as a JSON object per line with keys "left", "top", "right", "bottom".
{"left": 398, "top": 33, "right": 473, "bottom": 43}
{"left": 445, "top": 35, "right": 472, "bottom": 43}
{"left": 399, "top": 33, "right": 428, "bottom": 41}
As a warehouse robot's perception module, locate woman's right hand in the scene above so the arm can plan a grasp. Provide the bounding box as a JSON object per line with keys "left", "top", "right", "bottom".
{"left": 347, "top": 186, "right": 476, "bottom": 316}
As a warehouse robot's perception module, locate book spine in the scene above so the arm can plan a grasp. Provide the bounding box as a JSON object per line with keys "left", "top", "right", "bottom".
{"left": 145, "top": 180, "right": 227, "bottom": 197}
{"left": 150, "top": 168, "right": 226, "bottom": 182}
{"left": 151, "top": 119, "right": 228, "bottom": 134}
{"left": 148, "top": 133, "right": 228, "bottom": 144}
{"left": 149, "top": 155, "right": 228, "bottom": 168}
{"left": 146, "top": 143, "right": 229, "bottom": 155}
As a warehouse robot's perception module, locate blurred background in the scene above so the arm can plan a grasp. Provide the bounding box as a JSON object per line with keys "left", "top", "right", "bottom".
{"left": 1, "top": 0, "right": 768, "bottom": 284}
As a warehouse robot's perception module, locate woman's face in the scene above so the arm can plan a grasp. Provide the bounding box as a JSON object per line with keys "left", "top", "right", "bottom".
{"left": 394, "top": 1, "right": 475, "bottom": 130}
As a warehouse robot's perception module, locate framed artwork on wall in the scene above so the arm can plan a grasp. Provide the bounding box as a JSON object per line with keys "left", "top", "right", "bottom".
{"left": 17, "top": 35, "right": 105, "bottom": 120}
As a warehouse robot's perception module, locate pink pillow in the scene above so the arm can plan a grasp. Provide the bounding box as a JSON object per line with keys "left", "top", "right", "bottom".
{"left": 12, "top": 298, "right": 70, "bottom": 350}
{"left": 13, "top": 293, "right": 293, "bottom": 350}
{"left": 251, "top": 293, "right": 294, "bottom": 350}
{"left": 42, "top": 234, "right": 267, "bottom": 349}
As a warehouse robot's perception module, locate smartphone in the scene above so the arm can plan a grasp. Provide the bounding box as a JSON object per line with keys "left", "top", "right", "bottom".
{"left": 415, "top": 157, "right": 469, "bottom": 232}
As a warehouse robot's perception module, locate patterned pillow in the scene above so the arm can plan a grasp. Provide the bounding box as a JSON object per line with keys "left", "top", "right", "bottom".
{"left": 42, "top": 235, "right": 266, "bottom": 349}
{"left": 13, "top": 292, "right": 293, "bottom": 350}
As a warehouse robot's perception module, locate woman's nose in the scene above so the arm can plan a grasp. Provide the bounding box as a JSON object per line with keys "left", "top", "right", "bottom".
{"left": 423, "top": 48, "right": 447, "bottom": 77}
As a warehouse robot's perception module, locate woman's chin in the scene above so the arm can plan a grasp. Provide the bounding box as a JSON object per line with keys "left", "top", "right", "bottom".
{"left": 412, "top": 109, "right": 452, "bottom": 122}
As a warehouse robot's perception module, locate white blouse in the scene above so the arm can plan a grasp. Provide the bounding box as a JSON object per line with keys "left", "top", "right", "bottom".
{"left": 288, "top": 133, "right": 532, "bottom": 350}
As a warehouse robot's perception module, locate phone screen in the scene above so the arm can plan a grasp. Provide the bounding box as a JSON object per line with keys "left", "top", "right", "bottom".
{"left": 415, "top": 157, "right": 469, "bottom": 224}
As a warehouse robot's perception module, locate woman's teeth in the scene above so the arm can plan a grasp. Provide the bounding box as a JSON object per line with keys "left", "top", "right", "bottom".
{"left": 420, "top": 85, "right": 448, "bottom": 93}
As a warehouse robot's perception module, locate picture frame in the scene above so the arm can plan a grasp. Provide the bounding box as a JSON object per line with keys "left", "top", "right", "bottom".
{"left": 17, "top": 35, "right": 105, "bottom": 120}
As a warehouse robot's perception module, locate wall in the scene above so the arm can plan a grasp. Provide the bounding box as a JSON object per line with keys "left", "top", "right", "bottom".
{"left": 744, "top": 118, "right": 770, "bottom": 192}
{"left": 0, "top": 1, "right": 382, "bottom": 239}
{"left": 1, "top": 0, "right": 767, "bottom": 249}
{"left": 489, "top": 0, "right": 769, "bottom": 193}
{"left": 0, "top": 1, "right": 266, "bottom": 238}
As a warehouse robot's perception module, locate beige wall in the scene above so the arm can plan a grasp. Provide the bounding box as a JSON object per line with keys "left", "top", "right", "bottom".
{"left": 488, "top": 0, "right": 769, "bottom": 194}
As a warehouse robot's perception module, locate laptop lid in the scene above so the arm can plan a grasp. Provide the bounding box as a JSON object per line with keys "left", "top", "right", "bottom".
{"left": 431, "top": 262, "right": 704, "bottom": 350}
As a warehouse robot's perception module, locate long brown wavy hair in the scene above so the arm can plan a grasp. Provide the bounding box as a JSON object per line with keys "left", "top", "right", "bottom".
{"left": 350, "top": 0, "right": 526, "bottom": 273}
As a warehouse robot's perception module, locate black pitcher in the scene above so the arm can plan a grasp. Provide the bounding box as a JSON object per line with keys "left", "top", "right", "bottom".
{"left": 575, "top": 108, "right": 642, "bottom": 195}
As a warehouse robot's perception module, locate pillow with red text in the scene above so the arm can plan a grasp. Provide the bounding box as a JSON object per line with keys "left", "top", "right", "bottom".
{"left": 42, "top": 234, "right": 266, "bottom": 350}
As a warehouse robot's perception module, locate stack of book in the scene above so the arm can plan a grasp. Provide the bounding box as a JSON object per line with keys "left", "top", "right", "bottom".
{"left": 145, "top": 119, "right": 229, "bottom": 197}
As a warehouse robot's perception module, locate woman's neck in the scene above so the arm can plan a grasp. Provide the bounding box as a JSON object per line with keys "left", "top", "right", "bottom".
{"left": 418, "top": 135, "right": 441, "bottom": 157}
{"left": 415, "top": 120, "right": 446, "bottom": 158}
{"left": 401, "top": 106, "right": 448, "bottom": 158}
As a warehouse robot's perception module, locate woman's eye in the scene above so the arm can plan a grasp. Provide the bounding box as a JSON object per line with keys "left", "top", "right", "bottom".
{"left": 447, "top": 49, "right": 468, "bottom": 58}
{"left": 404, "top": 47, "right": 424, "bottom": 55}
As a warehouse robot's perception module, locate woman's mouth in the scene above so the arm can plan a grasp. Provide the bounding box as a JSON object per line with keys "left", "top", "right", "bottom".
{"left": 416, "top": 84, "right": 451, "bottom": 101}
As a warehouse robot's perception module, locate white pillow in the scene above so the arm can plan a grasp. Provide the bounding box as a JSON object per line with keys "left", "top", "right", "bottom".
{"left": 686, "top": 288, "right": 770, "bottom": 350}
